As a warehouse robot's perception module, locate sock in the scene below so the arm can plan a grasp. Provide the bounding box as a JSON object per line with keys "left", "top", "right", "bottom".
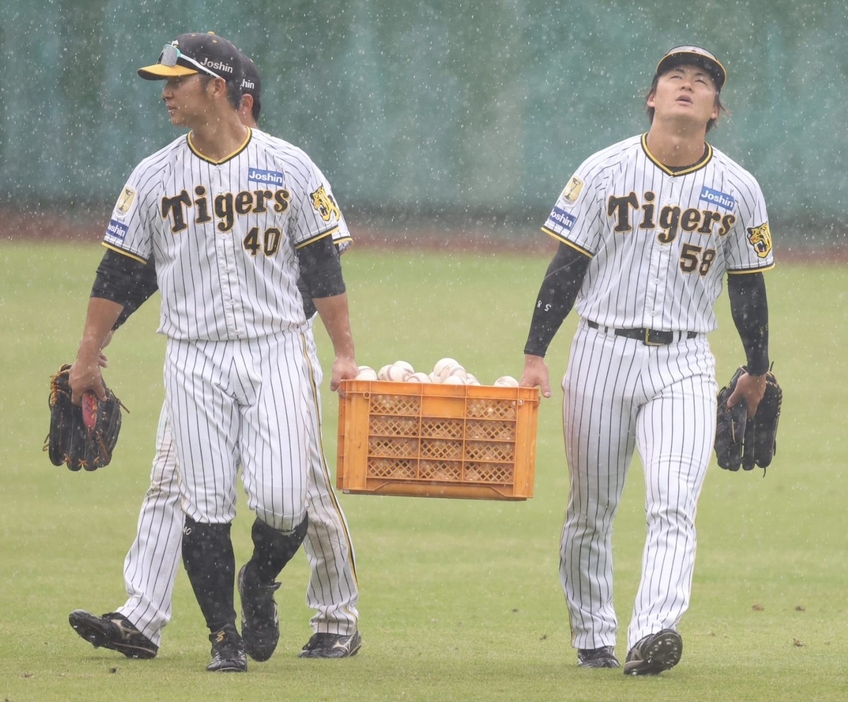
{"left": 182, "top": 517, "right": 236, "bottom": 633}
{"left": 245, "top": 515, "right": 309, "bottom": 584}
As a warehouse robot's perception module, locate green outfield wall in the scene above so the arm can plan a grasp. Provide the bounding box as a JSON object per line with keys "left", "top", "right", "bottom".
{"left": 1, "top": 0, "right": 845, "bottom": 240}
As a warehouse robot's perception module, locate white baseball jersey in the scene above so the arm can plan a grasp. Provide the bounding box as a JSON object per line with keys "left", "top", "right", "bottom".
{"left": 103, "top": 128, "right": 350, "bottom": 340}
{"left": 540, "top": 133, "right": 775, "bottom": 653}
{"left": 100, "top": 128, "right": 351, "bottom": 532}
{"left": 542, "top": 134, "right": 774, "bottom": 333}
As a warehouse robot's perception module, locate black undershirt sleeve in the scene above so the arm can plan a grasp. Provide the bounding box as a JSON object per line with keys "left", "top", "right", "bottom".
{"left": 112, "top": 257, "right": 159, "bottom": 330}
{"left": 296, "top": 234, "right": 346, "bottom": 301}
{"left": 727, "top": 272, "right": 770, "bottom": 375}
{"left": 523, "top": 243, "right": 592, "bottom": 357}
{"left": 90, "top": 249, "right": 157, "bottom": 328}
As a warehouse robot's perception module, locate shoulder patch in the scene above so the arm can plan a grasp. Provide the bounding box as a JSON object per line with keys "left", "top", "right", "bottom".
{"left": 116, "top": 187, "right": 136, "bottom": 216}
{"left": 104, "top": 219, "right": 128, "bottom": 245}
{"left": 310, "top": 185, "right": 341, "bottom": 222}
{"left": 562, "top": 176, "right": 584, "bottom": 204}
{"left": 747, "top": 223, "right": 772, "bottom": 258}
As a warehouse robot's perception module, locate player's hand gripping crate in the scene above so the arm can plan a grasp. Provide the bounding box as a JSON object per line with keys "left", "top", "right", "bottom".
{"left": 336, "top": 380, "right": 540, "bottom": 500}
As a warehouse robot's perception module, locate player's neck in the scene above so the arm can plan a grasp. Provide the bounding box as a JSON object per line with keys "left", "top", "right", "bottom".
{"left": 188, "top": 113, "right": 249, "bottom": 162}
{"left": 645, "top": 125, "right": 708, "bottom": 168}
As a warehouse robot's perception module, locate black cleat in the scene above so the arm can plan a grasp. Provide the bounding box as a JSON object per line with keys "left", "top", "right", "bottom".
{"left": 207, "top": 625, "right": 247, "bottom": 673}
{"left": 238, "top": 564, "right": 281, "bottom": 662}
{"left": 623, "top": 629, "right": 683, "bottom": 676}
{"left": 69, "top": 610, "right": 158, "bottom": 659}
{"left": 298, "top": 630, "right": 363, "bottom": 659}
{"left": 578, "top": 645, "right": 620, "bottom": 668}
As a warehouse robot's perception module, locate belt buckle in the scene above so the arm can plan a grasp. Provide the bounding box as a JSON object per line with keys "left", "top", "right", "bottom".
{"left": 644, "top": 328, "right": 662, "bottom": 346}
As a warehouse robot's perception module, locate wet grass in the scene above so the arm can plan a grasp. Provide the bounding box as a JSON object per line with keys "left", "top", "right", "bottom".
{"left": 2, "top": 241, "right": 847, "bottom": 701}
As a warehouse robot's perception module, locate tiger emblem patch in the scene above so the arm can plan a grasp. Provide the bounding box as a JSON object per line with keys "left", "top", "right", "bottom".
{"left": 310, "top": 186, "right": 340, "bottom": 222}
{"left": 747, "top": 223, "right": 772, "bottom": 258}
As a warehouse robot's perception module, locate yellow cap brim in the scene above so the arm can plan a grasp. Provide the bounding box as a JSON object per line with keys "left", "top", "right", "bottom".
{"left": 137, "top": 63, "right": 198, "bottom": 80}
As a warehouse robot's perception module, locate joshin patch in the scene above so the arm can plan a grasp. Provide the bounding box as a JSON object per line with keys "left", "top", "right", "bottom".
{"left": 104, "top": 219, "right": 128, "bottom": 245}
{"left": 747, "top": 222, "right": 772, "bottom": 258}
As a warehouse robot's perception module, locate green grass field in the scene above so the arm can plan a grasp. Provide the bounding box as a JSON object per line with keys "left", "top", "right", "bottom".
{"left": 1, "top": 241, "right": 847, "bottom": 701}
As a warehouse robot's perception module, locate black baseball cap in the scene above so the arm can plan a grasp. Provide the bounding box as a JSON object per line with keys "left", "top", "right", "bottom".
{"left": 655, "top": 45, "right": 727, "bottom": 89}
{"left": 239, "top": 53, "right": 261, "bottom": 100}
{"left": 138, "top": 32, "right": 243, "bottom": 83}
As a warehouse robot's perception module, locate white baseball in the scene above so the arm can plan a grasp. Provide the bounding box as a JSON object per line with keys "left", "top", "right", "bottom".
{"left": 466, "top": 374, "right": 481, "bottom": 386}
{"left": 494, "top": 375, "right": 519, "bottom": 387}
{"left": 377, "top": 364, "right": 392, "bottom": 381}
{"left": 447, "top": 366, "right": 468, "bottom": 382}
{"left": 407, "top": 372, "right": 432, "bottom": 383}
{"left": 355, "top": 365, "right": 378, "bottom": 380}
{"left": 394, "top": 360, "right": 415, "bottom": 375}
{"left": 386, "top": 363, "right": 412, "bottom": 382}
{"left": 433, "top": 357, "right": 460, "bottom": 380}
{"left": 428, "top": 372, "right": 442, "bottom": 383}
{"left": 443, "top": 375, "right": 465, "bottom": 385}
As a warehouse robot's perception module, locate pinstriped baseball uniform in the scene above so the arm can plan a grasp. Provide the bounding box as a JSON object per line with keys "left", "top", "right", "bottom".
{"left": 542, "top": 133, "right": 774, "bottom": 650}
{"left": 104, "top": 128, "right": 349, "bottom": 531}
{"left": 119, "top": 316, "right": 359, "bottom": 645}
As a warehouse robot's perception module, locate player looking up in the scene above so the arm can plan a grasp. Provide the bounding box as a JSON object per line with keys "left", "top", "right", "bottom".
{"left": 520, "top": 46, "right": 773, "bottom": 675}
{"left": 68, "top": 50, "right": 361, "bottom": 665}
{"left": 69, "top": 32, "right": 359, "bottom": 673}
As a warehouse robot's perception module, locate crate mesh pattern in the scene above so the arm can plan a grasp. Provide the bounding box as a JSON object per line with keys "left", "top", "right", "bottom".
{"left": 337, "top": 381, "right": 539, "bottom": 500}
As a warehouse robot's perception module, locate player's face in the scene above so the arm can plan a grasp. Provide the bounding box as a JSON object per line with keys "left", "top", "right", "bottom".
{"left": 161, "top": 74, "right": 216, "bottom": 127}
{"left": 648, "top": 65, "right": 718, "bottom": 128}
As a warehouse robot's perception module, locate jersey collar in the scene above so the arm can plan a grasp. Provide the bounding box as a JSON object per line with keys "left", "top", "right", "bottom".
{"left": 187, "top": 127, "right": 252, "bottom": 165}
{"left": 641, "top": 133, "right": 712, "bottom": 176}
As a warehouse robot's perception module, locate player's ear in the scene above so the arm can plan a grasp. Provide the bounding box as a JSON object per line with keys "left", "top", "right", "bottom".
{"left": 207, "top": 76, "right": 228, "bottom": 98}
{"left": 646, "top": 91, "right": 656, "bottom": 109}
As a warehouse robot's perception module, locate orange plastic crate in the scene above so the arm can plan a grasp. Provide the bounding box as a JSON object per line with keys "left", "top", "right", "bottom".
{"left": 336, "top": 380, "right": 540, "bottom": 500}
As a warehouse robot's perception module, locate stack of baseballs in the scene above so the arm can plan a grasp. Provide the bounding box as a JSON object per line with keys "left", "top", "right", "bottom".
{"left": 354, "top": 357, "right": 519, "bottom": 387}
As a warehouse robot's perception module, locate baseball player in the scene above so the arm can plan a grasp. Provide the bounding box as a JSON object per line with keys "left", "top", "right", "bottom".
{"left": 69, "top": 32, "right": 359, "bottom": 673}
{"left": 68, "top": 54, "right": 361, "bottom": 663}
{"left": 520, "top": 46, "right": 773, "bottom": 675}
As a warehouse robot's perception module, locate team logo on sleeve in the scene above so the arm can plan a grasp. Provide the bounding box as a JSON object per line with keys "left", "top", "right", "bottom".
{"left": 115, "top": 187, "right": 136, "bottom": 216}
{"left": 104, "top": 219, "right": 128, "bottom": 244}
{"left": 310, "top": 185, "right": 341, "bottom": 222}
{"left": 248, "top": 168, "right": 285, "bottom": 187}
{"left": 747, "top": 222, "right": 772, "bottom": 258}
{"left": 562, "top": 176, "right": 584, "bottom": 204}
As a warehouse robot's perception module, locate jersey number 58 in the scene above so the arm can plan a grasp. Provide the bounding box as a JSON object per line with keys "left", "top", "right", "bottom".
{"left": 679, "top": 243, "right": 716, "bottom": 276}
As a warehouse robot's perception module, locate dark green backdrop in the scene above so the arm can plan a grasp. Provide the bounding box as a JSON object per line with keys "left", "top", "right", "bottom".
{"left": 1, "top": 0, "right": 845, "bottom": 241}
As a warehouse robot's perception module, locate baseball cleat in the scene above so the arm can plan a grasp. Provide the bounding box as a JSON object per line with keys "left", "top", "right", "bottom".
{"left": 238, "top": 564, "right": 281, "bottom": 662}
{"left": 623, "top": 629, "right": 683, "bottom": 676}
{"left": 577, "top": 645, "right": 620, "bottom": 668}
{"left": 207, "top": 624, "right": 247, "bottom": 673}
{"left": 68, "top": 610, "right": 158, "bottom": 659}
{"left": 298, "top": 630, "right": 363, "bottom": 659}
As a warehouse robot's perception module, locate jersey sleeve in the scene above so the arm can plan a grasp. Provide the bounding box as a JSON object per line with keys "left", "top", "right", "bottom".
{"left": 101, "top": 160, "right": 161, "bottom": 264}
{"left": 540, "top": 160, "right": 604, "bottom": 257}
{"left": 723, "top": 175, "right": 774, "bottom": 273}
{"left": 286, "top": 153, "right": 351, "bottom": 250}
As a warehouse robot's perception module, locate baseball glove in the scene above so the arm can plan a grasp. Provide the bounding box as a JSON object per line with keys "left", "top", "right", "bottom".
{"left": 715, "top": 366, "right": 782, "bottom": 473}
{"left": 45, "top": 364, "right": 126, "bottom": 471}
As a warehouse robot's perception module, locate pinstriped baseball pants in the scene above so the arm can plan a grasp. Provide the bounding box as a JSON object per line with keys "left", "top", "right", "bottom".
{"left": 118, "top": 325, "right": 358, "bottom": 645}
{"left": 560, "top": 320, "right": 717, "bottom": 651}
{"left": 164, "top": 331, "right": 310, "bottom": 531}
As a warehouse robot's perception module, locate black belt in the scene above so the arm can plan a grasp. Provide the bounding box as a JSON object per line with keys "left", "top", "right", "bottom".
{"left": 586, "top": 321, "right": 697, "bottom": 346}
